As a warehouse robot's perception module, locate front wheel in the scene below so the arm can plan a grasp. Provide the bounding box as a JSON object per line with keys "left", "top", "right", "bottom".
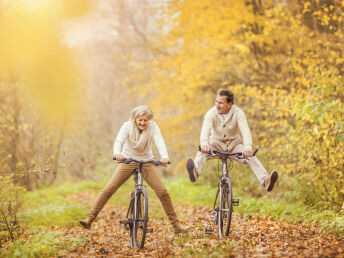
{"left": 218, "top": 178, "right": 233, "bottom": 237}
{"left": 131, "top": 187, "right": 148, "bottom": 249}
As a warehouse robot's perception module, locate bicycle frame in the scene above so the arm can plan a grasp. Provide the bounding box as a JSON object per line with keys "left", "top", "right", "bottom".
{"left": 205, "top": 149, "right": 249, "bottom": 236}
{"left": 133, "top": 165, "right": 143, "bottom": 219}
{"left": 115, "top": 158, "right": 168, "bottom": 249}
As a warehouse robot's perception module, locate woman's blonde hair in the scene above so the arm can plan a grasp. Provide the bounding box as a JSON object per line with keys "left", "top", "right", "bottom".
{"left": 130, "top": 105, "right": 154, "bottom": 121}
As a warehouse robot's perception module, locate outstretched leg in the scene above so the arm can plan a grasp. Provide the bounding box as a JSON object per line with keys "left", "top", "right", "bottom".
{"left": 143, "top": 164, "right": 190, "bottom": 233}
{"left": 230, "top": 144, "right": 278, "bottom": 191}
{"left": 80, "top": 163, "right": 136, "bottom": 229}
{"left": 186, "top": 143, "right": 221, "bottom": 182}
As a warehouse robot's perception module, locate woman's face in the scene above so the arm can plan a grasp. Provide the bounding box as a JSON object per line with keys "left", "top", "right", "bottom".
{"left": 135, "top": 114, "right": 150, "bottom": 131}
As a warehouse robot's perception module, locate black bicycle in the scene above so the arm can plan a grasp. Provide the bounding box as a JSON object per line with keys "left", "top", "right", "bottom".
{"left": 113, "top": 157, "right": 168, "bottom": 249}
{"left": 204, "top": 148, "right": 258, "bottom": 237}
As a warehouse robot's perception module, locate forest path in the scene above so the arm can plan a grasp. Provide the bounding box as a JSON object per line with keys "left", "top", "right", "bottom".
{"left": 63, "top": 192, "right": 343, "bottom": 257}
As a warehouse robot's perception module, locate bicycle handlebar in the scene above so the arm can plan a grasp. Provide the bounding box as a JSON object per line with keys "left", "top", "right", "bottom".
{"left": 113, "top": 157, "right": 170, "bottom": 166}
{"left": 198, "top": 145, "right": 259, "bottom": 159}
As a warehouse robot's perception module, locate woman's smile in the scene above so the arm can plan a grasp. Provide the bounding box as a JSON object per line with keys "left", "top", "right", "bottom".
{"left": 135, "top": 114, "right": 150, "bottom": 132}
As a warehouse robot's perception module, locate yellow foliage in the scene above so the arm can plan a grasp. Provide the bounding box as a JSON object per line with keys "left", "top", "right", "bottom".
{"left": 124, "top": 0, "right": 344, "bottom": 210}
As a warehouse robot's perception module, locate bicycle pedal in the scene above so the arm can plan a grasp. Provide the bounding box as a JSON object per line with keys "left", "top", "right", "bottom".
{"left": 146, "top": 228, "right": 153, "bottom": 233}
{"left": 119, "top": 219, "right": 129, "bottom": 225}
{"left": 204, "top": 227, "right": 214, "bottom": 234}
{"left": 232, "top": 199, "right": 240, "bottom": 206}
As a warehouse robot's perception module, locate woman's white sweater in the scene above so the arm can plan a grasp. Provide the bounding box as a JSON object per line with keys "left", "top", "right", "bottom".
{"left": 113, "top": 121, "right": 168, "bottom": 160}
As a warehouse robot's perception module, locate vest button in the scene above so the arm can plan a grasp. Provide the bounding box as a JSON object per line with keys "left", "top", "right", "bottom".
{"left": 224, "top": 135, "right": 226, "bottom": 137}
{"left": 223, "top": 125, "right": 225, "bottom": 127}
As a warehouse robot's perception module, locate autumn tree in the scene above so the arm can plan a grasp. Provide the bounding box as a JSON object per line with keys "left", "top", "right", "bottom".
{"left": 125, "top": 0, "right": 344, "bottom": 210}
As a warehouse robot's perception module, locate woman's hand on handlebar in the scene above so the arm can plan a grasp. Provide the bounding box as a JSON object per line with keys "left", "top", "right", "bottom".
{"left": 115, "top": 154, "right": 125, "bottom": 162}
{"left": 160, "top": 157, "right": 169, "bottom": 165}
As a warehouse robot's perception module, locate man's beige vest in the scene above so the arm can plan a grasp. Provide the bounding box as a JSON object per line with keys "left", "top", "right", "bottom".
{"left": 200, "top": 105, "right": 253, "bottom": 151}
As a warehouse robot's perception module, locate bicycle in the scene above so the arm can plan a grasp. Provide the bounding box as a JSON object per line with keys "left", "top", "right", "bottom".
{"left": 113, "top": 157, "right": 169, "bottom": 249}
{"left": 203, "top": 148, "right": 258, "bottom": 237}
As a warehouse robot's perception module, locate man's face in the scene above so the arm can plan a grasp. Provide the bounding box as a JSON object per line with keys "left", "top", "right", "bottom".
{"left": 215, "top": 95, "right": 232, "bottom": 114}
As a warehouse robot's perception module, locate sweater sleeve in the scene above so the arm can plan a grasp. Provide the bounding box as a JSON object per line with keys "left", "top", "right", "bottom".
{"left": 151, "top": 122, "right": 169, "bottom": 159}
{"left": 200, "top": 109, "right": 214, "bottom": 146}
{"left": 113, "top": 122, "right": 130, "bottom": 156}
{"left": 237, "top": 110, "right": 253, "bottom": 151}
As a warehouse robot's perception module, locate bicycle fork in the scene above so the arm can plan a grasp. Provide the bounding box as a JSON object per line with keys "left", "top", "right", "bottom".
{"left": 119, "top": 189, "right": 153, "bottom": 232}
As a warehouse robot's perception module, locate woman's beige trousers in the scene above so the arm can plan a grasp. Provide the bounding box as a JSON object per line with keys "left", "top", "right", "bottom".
{"left": 88, "top": 163, "right": 178, "bottom": 223}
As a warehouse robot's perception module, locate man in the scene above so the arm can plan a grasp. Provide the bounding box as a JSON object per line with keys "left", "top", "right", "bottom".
{"left": 186, "top": 89, "right": 278, "bottom": 191}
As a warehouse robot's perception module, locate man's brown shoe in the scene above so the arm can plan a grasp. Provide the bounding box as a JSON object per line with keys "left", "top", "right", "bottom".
{"left": 265, "top": 170, "right": 278, "bottom": 192}
{"left": 186, "top": 159, "right": 197, "bottom": 182}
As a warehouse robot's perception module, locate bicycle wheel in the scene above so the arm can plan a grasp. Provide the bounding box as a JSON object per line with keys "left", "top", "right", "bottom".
{"left": 131, "top": 187, "right": 148, "bottom": 249}
{"left": 127, "top": 194, "right": 135, "bottom": 248}
{"left": 218, "top": 178, "right": 233, "bottom": 237}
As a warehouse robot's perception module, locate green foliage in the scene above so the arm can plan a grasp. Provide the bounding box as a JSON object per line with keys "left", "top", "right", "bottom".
{"left": 289, "top": 67, "right": 344, "bottom": 211}
{"left": 1, "top": 230, "right": 85, "bottom": 258}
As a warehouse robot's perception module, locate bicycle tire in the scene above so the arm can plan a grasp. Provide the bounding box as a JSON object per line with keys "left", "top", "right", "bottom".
{"left": 131, "top": 187, "right": 148, "bottom": 249}
{"left": 223, "top": 178, "right": 233, "bottom": 236}
{"left": 218, "top": 178, "right": 233, "bottom": 237}
{"left": 127, "top": 194, "right": 135, "bottom": 248}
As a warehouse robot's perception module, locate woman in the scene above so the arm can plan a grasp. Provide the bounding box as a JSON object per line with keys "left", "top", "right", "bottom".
{"left": 80, "top": 105, "right": 189, "bottom": 233}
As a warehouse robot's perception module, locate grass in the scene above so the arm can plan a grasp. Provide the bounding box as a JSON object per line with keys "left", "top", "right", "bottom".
{"left": 2, "top": 230, "right": 85, "bottom": 258}
{"left": 1, "top": 181, "right": 101, "bottom": 258}
{"left": 19, "top": 181, "right": 105, "bottom": 227}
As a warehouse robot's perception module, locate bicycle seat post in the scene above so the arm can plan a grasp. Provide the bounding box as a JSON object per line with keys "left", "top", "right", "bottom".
{"left": 221, "top": 156, "right": 228, "bottom": 178}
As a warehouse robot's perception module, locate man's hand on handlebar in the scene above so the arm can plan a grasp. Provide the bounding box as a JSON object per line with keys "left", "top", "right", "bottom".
{"left": 160, "top": 157, "right": 169, "bottom": 165}
{"left": 244, "top": 149, "right": 253, "bottom": 158}
{"left": 201, "top": 144, "right": 210, "bottom": 154}
{"left": 115, "top": 154, "right": 124, "bottom": 162}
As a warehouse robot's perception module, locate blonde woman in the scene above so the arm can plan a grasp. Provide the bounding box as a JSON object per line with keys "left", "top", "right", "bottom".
{"left": 80, "top": 105, "right": 189, "bottom": 233}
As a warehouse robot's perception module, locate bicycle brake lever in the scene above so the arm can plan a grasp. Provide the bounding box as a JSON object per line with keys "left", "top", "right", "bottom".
{"left": 125, "top": 158, "right": 132, "bottom": 164}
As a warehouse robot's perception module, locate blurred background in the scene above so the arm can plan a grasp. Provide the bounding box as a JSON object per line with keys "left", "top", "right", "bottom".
{"left": 0, "top": 0, "right": 343, "bottom": 254}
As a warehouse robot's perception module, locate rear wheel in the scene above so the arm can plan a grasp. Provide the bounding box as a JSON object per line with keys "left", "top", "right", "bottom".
{"left": 131, "top": 187, "right": 148, "bottom": 249}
